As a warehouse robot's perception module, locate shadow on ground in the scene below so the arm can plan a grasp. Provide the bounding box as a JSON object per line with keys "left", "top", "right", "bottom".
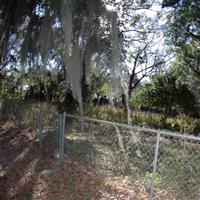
{"left": 0, "top": 120, "right": 156, "bottom": 200}
{"left": 0, "top": 121, "right": 103, "bottom": 200}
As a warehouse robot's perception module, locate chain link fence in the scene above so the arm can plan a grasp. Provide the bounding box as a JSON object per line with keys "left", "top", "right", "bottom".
{"left": 37, "top": 111, "right": 200, "bottom": 200}
{"left": 1, "top": 100, "right": 199, "bottom": 199}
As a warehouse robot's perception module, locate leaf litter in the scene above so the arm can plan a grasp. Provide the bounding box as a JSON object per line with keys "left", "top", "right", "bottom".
{"left": 0, "top": 121, "right": 170, "bottom": 200}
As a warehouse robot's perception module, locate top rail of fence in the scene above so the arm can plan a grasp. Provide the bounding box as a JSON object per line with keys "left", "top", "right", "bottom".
{"left": 65, "top": 113, "right": 200, "bottom": 142}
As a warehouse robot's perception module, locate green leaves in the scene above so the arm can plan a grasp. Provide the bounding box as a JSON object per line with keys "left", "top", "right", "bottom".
{"left": 132, "top": 73, "right": 199, "bottom": 117}
{"left": 164, "top": 0, "right": 200, "bottom": 47}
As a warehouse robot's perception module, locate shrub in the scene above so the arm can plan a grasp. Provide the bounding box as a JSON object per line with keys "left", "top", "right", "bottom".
{"left": 85, "top": 106, "right": 200, "bottom": 135}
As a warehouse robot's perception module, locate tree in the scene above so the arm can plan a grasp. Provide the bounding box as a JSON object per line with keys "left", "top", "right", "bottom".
{"left": 132, "top": 73, "right": 199, "bottom": 117}
{"left": 117, "top": 1, "right": 170, "bottom": 124}
{"left": 162, "top": 0, "right": 200, "bottom": 46}
{"left": 1, "top": 0, "right": 169, "bottom": 124}
{"left": 0, "top": 0, "right": 119, "bottom": 114}
{"left": 162, "top": 0, "right": 200, "bottom": 106}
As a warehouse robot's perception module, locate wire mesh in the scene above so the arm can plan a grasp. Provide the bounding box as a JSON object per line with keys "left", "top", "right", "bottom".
{"left": 37, "top": 112, "right": 200, "bottom": 200}
{"left": 36, "top": 107, "right": 60, "bottom": 153}
{"left": 154, "top": 135, "right": 200, "bottom": 200}
{"left": 63, "top": 115, "right": 200, "bottom": 200}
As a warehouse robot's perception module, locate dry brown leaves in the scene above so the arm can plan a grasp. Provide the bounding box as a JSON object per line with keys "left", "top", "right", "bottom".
{"left": 0, "top": 121, "right": 171, "bottom": 200}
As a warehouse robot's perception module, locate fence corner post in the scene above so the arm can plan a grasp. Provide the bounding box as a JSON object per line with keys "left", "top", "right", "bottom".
{"left": 59, "top": 112, "right": 66, "bottom": 161}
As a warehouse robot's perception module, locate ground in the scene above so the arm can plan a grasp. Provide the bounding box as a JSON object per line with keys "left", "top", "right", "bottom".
{"left": 0, "top": 120, "right": 160, "bottom": 200}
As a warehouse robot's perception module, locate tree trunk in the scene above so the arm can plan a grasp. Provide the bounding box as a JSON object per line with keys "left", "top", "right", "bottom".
{"left": 81, "top": 61, "right": 90, "bottom": 104}
{"left": 124, "top": 91, "right": 132, "bottom": 125}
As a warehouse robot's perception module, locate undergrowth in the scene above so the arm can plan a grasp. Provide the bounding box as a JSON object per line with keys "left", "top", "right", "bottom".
{"left": 2, "top": 100, "right": 200, "bottom": 135}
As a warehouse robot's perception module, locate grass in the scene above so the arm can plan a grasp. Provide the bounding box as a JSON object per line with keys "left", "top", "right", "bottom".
{"left": 84, "top": 105, "right": 200, "bottom": 135}
{"left": 2, "top": 101, "right": 200, "bottom": 199}
{"left": 3, "top": 100, "right": 200, "bottom": 135}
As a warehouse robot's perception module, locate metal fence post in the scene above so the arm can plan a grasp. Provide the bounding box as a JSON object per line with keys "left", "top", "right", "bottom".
{"left": 58, "top": 114, "right": 63, "bottom": 157}
{"left": 59, "top": 112, "right": 66, "bottom": 160}
{"left": 149, "top": 132, "right": 160, "bottom": 200}
{"left": 37, "top": 108, "right": 43, "bottom": 148}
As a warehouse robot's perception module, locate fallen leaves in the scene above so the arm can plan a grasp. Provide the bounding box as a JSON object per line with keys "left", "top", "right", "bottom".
{"left": 0, "top": 121, "right": 173, "bottom": 200}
